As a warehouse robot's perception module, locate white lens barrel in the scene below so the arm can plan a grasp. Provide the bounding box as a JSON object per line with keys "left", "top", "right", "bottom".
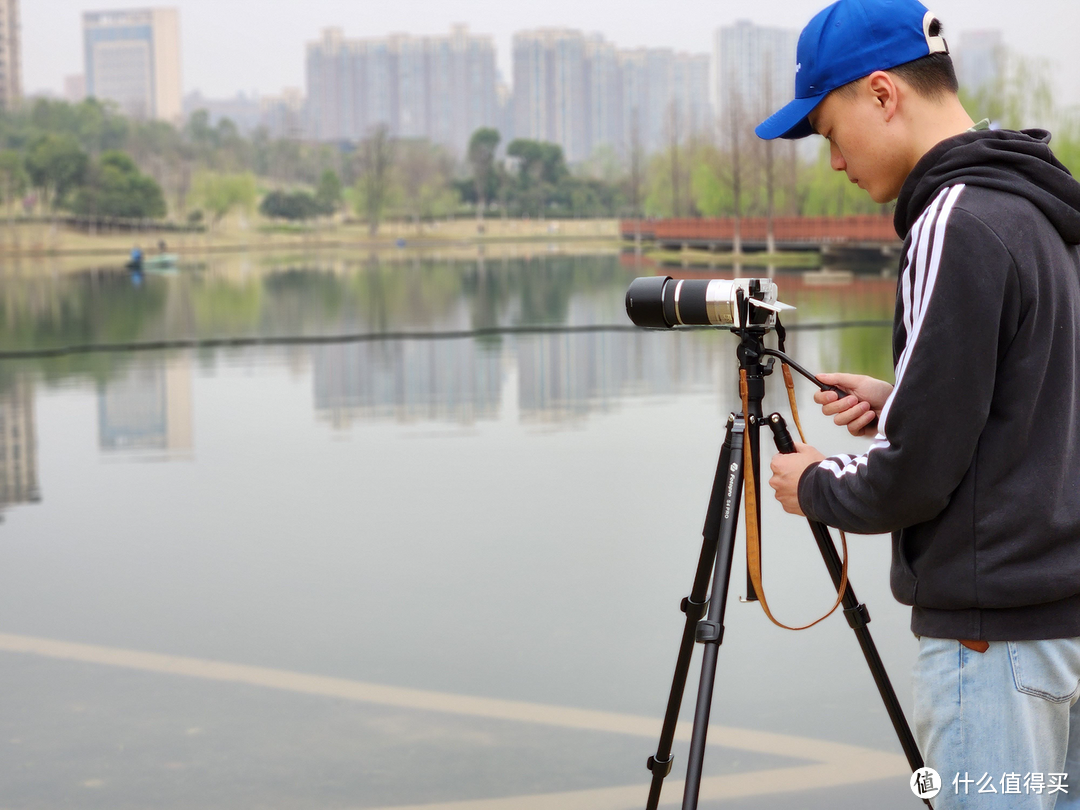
{"left": 705, "top": 280, "right": 739, "bottom": 327}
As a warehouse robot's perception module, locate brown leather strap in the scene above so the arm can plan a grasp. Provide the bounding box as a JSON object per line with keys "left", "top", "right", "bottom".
{"left": 960, "top": 639, "right": 989, "bottom": 653}
{"left": 782, "top": 363, "right": 806, "bottom": 443}
{"left": 741, "top": 369, "right": 849, "bottom": 631}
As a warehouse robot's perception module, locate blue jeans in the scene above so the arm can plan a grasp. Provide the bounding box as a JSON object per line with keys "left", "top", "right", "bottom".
{"left": 914, "top": 637, "right": 1080, "bottom": 808}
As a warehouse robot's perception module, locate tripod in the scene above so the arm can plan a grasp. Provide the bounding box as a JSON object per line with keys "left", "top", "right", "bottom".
{"left": 644, "top": 326, "right": 931, "bottom": 810}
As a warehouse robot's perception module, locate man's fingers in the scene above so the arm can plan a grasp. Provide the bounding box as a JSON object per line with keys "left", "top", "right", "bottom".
{"left": 833, "top": 400, "right": 871, "bottom": 427}
{"left": 848, "top": 410, "right": 878, "bottom": 436}
{"left": 824, "top": 395, "right": 861, "bottom": 419}
{"left": 813, "top": 389, "right": 839, "bottom": 407}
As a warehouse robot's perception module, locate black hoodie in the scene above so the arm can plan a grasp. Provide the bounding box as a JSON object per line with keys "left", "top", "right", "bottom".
{"left": 798, "top": 129, "right": 1080, "bottom": 641}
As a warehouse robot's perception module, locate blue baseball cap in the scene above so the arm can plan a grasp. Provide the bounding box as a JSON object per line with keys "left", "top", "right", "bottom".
{"left": 755, "top": 0, "right": 949, "bottom": 140}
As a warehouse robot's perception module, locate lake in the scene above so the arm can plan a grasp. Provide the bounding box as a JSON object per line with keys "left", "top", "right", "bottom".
{"left": 0, "top": 248, "right": 921, "bottom": 809}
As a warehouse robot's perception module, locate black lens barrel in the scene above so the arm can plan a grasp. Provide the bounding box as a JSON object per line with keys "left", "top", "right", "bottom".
{"left": 625, "top": 276, "right": 673, "bottom": 328}
{"left": 625, "top": 276, "right": 714, "bottom": 328}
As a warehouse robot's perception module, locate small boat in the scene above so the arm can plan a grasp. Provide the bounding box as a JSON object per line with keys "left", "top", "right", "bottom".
{"left": 142, "top": 253, "right": 180, "bottom": 270}
{"left": 126, "top": 251, "right": 179, "bottom": 273}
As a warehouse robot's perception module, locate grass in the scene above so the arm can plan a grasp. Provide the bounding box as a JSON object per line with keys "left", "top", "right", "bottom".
{"left": 640, "top": 245, "right": 823, "bottom": 268}
{"left": 0, "top": 216, "right": 622, "bottom": 262}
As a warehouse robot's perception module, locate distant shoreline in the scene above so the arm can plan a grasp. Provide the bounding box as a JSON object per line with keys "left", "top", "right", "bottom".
{"left": 0, "top": 218, "right": 824, "bottom": 270}
{"left": 0, "top": 217, "right": 621, "bottom": 260}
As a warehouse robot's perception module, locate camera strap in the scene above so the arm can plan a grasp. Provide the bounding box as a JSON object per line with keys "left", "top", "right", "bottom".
{"left": 741, "top": 368, "right": 850, "bottom": 631}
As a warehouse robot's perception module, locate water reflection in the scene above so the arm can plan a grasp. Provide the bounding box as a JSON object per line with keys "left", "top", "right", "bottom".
{"left": 0, "top": 254, "right": 897, "bottom": 433}
{"left": 97, "top": 356, "right": 193, "bottom": 458}
{"left": 0, "top": 254, "right": 900, "bottom": 518}
{"left": 0, "top": 378, "right": 40, "bottom": 521}
{"left": 313, "top": 341, "right": 503, "bottom": 427}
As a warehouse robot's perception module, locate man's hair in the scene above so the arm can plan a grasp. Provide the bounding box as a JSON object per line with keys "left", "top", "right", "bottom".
{"left": 834, "top": 19, "right": 958, "bottom": 100}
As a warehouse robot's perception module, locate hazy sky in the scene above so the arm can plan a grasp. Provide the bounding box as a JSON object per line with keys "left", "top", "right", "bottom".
{"left": 22, "top": 0, "right": 1080, "bottom": 109}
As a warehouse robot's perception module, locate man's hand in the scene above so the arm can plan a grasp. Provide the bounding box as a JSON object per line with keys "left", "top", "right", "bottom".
{"left": 769, "top": 443, "right": 826, "bottom": 516}
{"left": 814, "top": 373, "right": 894, "bottom": 438}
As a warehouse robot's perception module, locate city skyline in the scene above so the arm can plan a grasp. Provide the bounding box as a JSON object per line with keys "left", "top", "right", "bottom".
{"left": 20, "top": 0, "right": 1080, "bottom": 111}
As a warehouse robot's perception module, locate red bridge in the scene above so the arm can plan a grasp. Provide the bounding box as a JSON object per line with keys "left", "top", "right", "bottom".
{"left": 621, "top": 215, "right": 902, "bottom": 256}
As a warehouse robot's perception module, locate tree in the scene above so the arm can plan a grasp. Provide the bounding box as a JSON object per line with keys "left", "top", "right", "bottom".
{"left": 24, "top": 134, "right": 89, "bottom": 212}
{"left": 959, "top": 47, "right": 1053, "bottom": 130}
{"left": 70, "top": 150, "right": 167, "bottom": 219}
{"left": 26, "top": 97, "right": 128, "bottom": 155}
{"left": 191, "top": 170, "right": 257, "bottom": 226}
{"left": 0, "top": 150, "right": 28, "bottom": 215}
{"left": 665, "top": 102, "right": 684, "bottom": 217}
{"left": 395, "top": 139, "right": 456, "bottom": 230}
{"left": 467, "top": 127, "right": 500, "bottom": 221}
{"left": 504, "top": 139, "right": 568, "bottom": 217}
{"left": 506, "top": 139, "right": 567, "bottom": 187}
{"left": 314, "top": 168, "right": 343, "bottom": 216}
{"left": 354, "top": 124, "right": 395, "bottom": 235}
{"left": 259, "top": 189, "right": 323, "bottom": 222}
{"left": 625, "top": 111, "right": 645, "bottom": 248}
{"left": 719, "top": 89, "right": 750, "bottom": 254}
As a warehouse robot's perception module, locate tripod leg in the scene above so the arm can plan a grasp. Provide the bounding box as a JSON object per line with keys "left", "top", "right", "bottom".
{"left": 681, "top": 418, "right": 746, "bottom": 810}
{"left": 767, "top": 414, "right": 932, "bottom": 807}
{"left": 645, "top": 415, "right": 744, "bottom": 810}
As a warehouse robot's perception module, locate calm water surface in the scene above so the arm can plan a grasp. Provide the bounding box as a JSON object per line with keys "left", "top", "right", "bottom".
{"left": 0, "top": 251, "right": 919, "bottom": 809}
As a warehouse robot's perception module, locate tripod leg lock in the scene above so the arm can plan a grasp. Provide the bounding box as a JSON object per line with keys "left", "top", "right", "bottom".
{"left": 681, "top": 596, "right": 709, "bottom": 621}
{"left": 695, "top": 620, "right": 724, "bottom": 644}
{"left": 647, "top": 753, "right": 674, "bottom": 777}
{"left": 844, "top": 603, "right": 871, "bottom": 629}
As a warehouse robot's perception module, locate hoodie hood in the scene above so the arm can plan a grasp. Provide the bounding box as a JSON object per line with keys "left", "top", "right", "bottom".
{"left": 895, "top": 129, "right": 1080, "bottom": 244}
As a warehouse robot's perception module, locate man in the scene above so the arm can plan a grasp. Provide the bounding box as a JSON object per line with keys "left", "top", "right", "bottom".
{"left": 759, "top": 0, "right": 1080, "bottom": 806}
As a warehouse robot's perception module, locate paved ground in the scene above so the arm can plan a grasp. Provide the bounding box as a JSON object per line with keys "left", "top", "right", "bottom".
{"left": 0, "top": 633, "right": 915, "bottom": 810}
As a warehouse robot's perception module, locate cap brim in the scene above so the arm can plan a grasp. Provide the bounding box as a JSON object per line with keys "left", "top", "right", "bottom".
{"left": 755, "top": 93, "right": 828, "bottom": 140}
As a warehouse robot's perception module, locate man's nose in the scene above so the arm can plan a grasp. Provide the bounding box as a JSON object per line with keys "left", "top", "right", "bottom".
{"left": 830, "top": 141, "right": 846, "bottom": 172}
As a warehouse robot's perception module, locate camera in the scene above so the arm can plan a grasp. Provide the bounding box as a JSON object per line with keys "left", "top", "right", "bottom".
{"left": 625, "top": 276, "right": 790, "bottom": 330}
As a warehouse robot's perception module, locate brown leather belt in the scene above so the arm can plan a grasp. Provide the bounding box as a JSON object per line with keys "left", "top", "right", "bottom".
{"left": 959, "top": 639, "right": 989, "bottom": 653}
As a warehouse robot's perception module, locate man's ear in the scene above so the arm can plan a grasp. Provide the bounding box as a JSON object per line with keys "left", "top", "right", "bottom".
{"left": 866, "top": 70, "right": 900, "bottom": 122}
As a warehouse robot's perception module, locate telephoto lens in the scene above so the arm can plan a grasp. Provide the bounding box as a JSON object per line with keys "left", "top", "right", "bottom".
{"left": 625, "top": 276, "right": 788, "bottom": 330}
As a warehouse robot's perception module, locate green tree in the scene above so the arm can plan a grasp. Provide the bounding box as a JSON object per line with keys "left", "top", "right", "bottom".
{"left": 26, "top": 97, "right": 128, "bottom": 155}
{"left": 70, "top": 150, "right": 167, "bottom": 219}
{"left": 467, "top": 127, "right": 500, "bottom": 220}
{"left": 314, "top": 168, "right": 343, "bottom": 216}
{"left": 691, "top": 154, "right": 734, "bottom": 217}
{"left": 259, "top": 189, "right": 323, "bottom": 222}
{"left": 0, "top": 150, "right": 28, "bottom": 215}
{"left": 395, "top": 139, "right": 456, "bottom": 230}
{"left": 191, "top": 170, "right": 257, "bottom": 226}
{"left": 354, "top": 124, "right": 395, "bottom": 235}
{"left": 24, "top": 133, "right": 89, "bottom": 211}
{"left": 506, "top": 139, "right": 568, "bottom": 186}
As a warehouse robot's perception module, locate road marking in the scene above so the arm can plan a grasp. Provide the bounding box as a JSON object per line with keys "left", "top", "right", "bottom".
{"left": 0, "top": 632, "right": 909, "bottom": 808}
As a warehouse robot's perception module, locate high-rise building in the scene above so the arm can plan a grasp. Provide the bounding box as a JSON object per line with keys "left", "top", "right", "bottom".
{"left": 0, "top": 0, "right": 21, "bottom": 111}
{"left": 512, "top": 29, "right": 589, "bottom": 162}
{"left": 305, "top": 25, "right": 498, "bottom": 155}
{"left": 620, "top": 47, "right": 711, "bottom": 155}
{"left": 713, "top": 21, "right": 798, "bottom": 130}
{"left": 583, "top": 38, "right": 621, "bottom": 157}
{"left": 83, "top": 7, "right": 182, "bottom": 121}
{"left": 513, "top": 29, "right": 712, "bottom": 163}
{"left": 673, "top": 53, "right": 712, "bottom": 137}
{"left": 956, "top": 30, "right": 1004, "bottom": 98}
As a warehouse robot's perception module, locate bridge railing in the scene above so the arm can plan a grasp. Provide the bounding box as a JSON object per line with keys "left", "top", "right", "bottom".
{"left": 620, "top": 215, "right": 898, "bottom": 243}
